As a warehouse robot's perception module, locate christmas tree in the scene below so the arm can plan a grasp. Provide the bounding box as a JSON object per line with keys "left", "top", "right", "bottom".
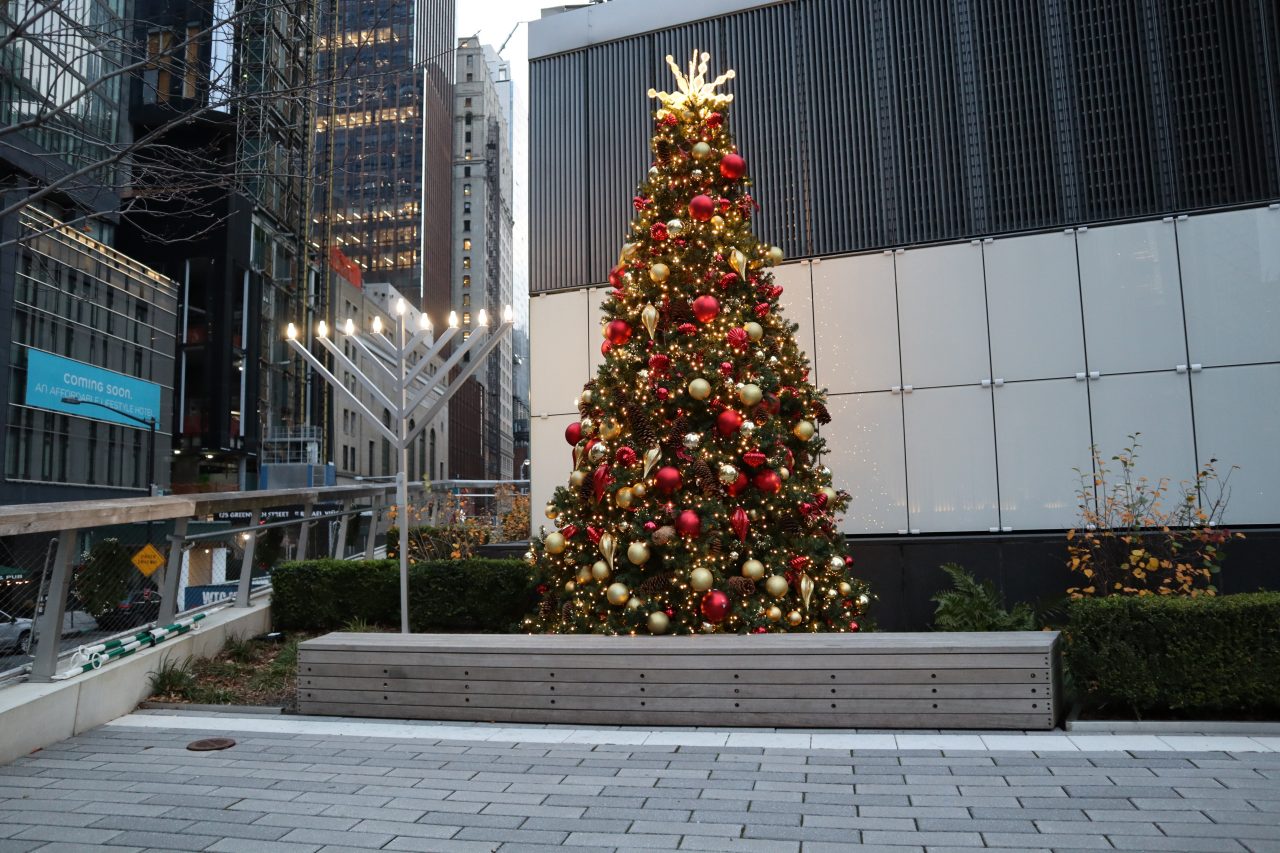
{"left": 526, "top": 51, "right": 871, "bottom": 635}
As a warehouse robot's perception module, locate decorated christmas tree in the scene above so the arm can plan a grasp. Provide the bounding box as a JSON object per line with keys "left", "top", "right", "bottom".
{"left": 526, "top": 51, "right": 871, "bottom": 635}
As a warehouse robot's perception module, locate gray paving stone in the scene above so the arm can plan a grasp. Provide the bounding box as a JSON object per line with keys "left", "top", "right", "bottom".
{"left": 677, "top": 836, "right": 796, "bottom": 852}
{"left": 11, "top": 827, "right": 123, "bottom": 846}
{"left": 347, "top": 819, "right": 460, "bottom": 839}
{"left": 203, "top": 840, "right": 324, "bottom": 853}
{"left": 92, "top": 831, "right": 218, "bottom": 851}
{"left": 982, "top": 833, "right": 1112, "bottom": 849}
{"left": 1107, "top": 835, "right": 1246, "bottom": 852}
{"left": 277, "top": 828, "right": 395, "bottom": 849}
{"left": 565, "top": 832, "right": 677, "bottom": 848}
{"left": 85, "top": 815, "right": 196, "bottom": 834}
{"left": 381, "top": 839, "right": 496, "bottom": 852}
{"left": 453, "top": 827, "right": 568, "bottom": 845}
{"left": 184, "top": 821, "right": 291, "bottom": 841}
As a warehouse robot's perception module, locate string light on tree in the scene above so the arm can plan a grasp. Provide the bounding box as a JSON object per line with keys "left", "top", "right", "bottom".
{"left": 525, "top": 49, "right": 872, "bottom": 636}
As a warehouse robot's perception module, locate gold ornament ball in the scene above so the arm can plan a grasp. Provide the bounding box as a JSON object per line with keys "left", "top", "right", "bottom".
{"left": 787, "top": 609, "right": 803, "bottom": 626}
{"left": 627, "top": 596, "right": 643, "bottom": 611}
{"left": 606, "top": 583, "right": 630, "bottom": 606}
{"left": 710, "top": 215, "right": 724, "bottom": 228}
{"left": 821, "top": 486, "right": 838, "bottom": 504}
{"left": 838, "top": 582, "right": 852, "bottom": 596}
{"left": 691, "top": 141, "right": 712, "bottom": 160}
{"left": 632, "top": 483, "right": 647, "bottom": 499}
{"left": 687, "top": 378, "right": 712, "bottom": 400}
{"left": 600, "top": 417, "right": 623, "bottom": 440}
{"left": 859, "top": 593, "right": 871, "bottom": 606}
{"left": 738, "top": 383, "right": 763, "bottom": 406}
{"left": 666, "top": 218, "right": 684, "bottom": 235}
{"left": 718, "top": 463, "right": 739, "bottom": 484}
{"left": 650, "top": 262, "right": 670, "bottom": 283}
{"left": 569, "top": 470, "right": 586, "bottom": 488}
{"left": 616, "top": 486, "right": 634, "bottom": 509}
{"left": 829, "top": 555, "right": 845, "bottom": 571}
{"left": 588, "top": 443, "right": 608, "bottom": 463}
{"left": 826, "top": 587, "right": 839, "bottom": 598}
{"left": 592, "top": 560, "right": 611, "bottom": 581}
{"left": 779, "top": 466, "right": 790, "bottom": 481}
{"left": 741, "top": 559, "right": 765, "bottom": 581}
{"left": 564, "top": 580, "right": 576, "bottom": 592}
{"left": 544, "top": 532, "right": 566, "bottom": 555}
{"left": 793, "top": 420, "right": 815, "bottom": 441}
{"left": 744, "top": 321, "right": 764, "bottom": 342}
{"left": 690, "top": 567, "right": 714, "bottom": 592}
{"left": 741, "top": 420, "right": 756, "bottom": 437}
{"left": 766, "top": 605, "right": 783, "bottom": 622}
{"left": 581, "top": 389, "right": 594, "bottom": 405}
{"left": 767, "top": 246, "right": 785, "bottom": 266}
{"left": 575, "top": 566, "right": 592, "bottom": 585}
{"left": 581, "top": 416, "right": 596, "bottom": 435}
{"left": 545, "top": 503, "right": 559, "bottom": 520}
{"left": 627, "top": 541, "right": 651, "bottom": 565}
{"left": 765, "top": 575, "right": 789, "bottom": 598}
{"left": 524, "top": 549, "right": 535, "bottom": 565}
{"left": 647, "top": 611, "right": 670, "bottom": 634}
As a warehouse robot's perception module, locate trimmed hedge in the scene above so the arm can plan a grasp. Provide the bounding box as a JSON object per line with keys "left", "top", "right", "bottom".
{"left": 271, "top": 558, "right": 535, "bottom": 633}
{"left": 1065, "top": 593, "right": 1280, "bottom": 716}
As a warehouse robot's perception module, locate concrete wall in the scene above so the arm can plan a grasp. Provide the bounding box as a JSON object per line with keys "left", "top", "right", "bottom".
{"left": 0, "top": 599, "right": 271, "bottom": 766}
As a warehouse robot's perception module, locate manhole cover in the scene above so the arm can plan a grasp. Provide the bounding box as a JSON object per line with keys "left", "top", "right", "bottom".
{"left": 186, "top": 737, "right": 236, "bottom": 751}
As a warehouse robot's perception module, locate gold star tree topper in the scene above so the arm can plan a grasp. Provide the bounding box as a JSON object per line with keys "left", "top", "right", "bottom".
{"left": 648, "top": 50, "right": 736, "bottom": 114}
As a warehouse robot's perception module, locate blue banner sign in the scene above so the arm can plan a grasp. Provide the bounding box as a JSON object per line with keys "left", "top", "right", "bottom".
{"left": 24, "top": 349, "right": 161, "bottom": 427}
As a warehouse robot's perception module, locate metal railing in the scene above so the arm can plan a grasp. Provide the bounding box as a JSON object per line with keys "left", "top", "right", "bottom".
{"left": 0, "top": 481, "right": 418, "bottom": 685}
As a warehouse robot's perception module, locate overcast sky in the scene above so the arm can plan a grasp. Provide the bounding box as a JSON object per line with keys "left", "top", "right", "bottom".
{"left": 455, "top": 1, "right": 560, "bottom": 329}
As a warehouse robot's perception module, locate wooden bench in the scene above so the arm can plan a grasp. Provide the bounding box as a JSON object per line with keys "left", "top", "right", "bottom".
{"left": 298, "top": 631, "right": 1061, "bottom": 730}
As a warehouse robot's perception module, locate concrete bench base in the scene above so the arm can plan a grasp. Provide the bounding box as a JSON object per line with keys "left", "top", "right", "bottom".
{"left": 298, "top": 631, "right": 1062, "bottom": 730}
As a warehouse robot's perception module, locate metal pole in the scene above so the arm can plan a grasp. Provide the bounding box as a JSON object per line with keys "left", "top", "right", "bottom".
{"left": 235, "top": 508, "right": 260, "bottom": 607}
{"left": 146, "top": 417, "right": 156, "bottom": 550}
{"left": 397, "top": 311, "right": 410, "bottom": 634}
{"left": 157, "top": 516, "right": 188, "bottom": 624}
{"left": 296, "top": 500, "right": 314, "bottom": 562}
{"left": 333, "top": 498, "right": 353, "bottom": 558}
{"left": 30, "top": 530, "right": 76, "bottom": 682}
{"left": 364, "top": 498, "right": 379, "bottom": 559}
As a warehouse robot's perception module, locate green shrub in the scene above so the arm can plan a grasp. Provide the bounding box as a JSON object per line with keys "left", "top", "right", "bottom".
{"left": 1065, "top": 592, "right": 1280, "bottom": 717}
{"left": 271, "top": 558, "right": 535, "bottom": 633}
{"left": 932, "top": 563, "right": 1036, "bottom": 632}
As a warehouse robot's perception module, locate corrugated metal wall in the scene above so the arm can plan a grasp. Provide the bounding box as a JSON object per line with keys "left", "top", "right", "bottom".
{"left": 530, "top": 0, "right": 1280, "bottom": 294}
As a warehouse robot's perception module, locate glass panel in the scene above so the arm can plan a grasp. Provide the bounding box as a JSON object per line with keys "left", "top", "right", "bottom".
{"left": 985, "top": 232, "right": 1086, "bottom": 381}
{"left": 897, "top": 243, "right": 991, "bottom": 388}
{"left": 812, "top": 252, "right": 900, "bottom": 394}
{"left": 823, "top": 392, "right": 908, "bottom": 534}
{"left": 903, "top": 385, "right": 999, "bottom": 532}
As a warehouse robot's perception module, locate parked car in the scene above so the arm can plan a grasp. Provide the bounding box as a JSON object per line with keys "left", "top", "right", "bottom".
{"left": 96, "top": 590, "right": 162, "bottom": 632}
{"left": 0, "top": 609, "right": 32, "bottom": 655}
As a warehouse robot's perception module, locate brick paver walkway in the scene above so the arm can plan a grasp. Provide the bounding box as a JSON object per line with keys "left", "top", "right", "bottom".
{"left": 2, "top": 713, "right": 1279, "bottom": 852}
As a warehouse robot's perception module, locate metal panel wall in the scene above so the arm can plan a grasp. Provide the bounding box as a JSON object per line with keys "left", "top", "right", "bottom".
{"left": 530, "top": 0, "right": 1280, "bottom": 294}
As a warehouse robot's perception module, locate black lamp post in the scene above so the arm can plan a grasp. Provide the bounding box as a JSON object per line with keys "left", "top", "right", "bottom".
{"left": 61, "top": 397, "right": 157, "bottom": 500}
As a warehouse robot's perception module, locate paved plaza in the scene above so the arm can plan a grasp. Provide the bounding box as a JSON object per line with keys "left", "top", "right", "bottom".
{"left": 1, "top": 712, "right": 1279, "bottom": 852}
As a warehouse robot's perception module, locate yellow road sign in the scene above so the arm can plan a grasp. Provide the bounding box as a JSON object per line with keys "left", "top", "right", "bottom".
{"left": 132, "top": 543, "right": 165, "bottom": 577}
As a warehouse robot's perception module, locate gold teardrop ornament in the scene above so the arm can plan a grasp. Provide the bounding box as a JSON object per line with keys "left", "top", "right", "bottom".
{"left": 799, "top": 573, "right": 814, "bottom": 612}
{"left": 642, "top": 446, "right": 662, "bottom": 478}
{"left": 729, "top": 248, "right": 747, "bottom": 277}
{"left": 599, "top": 532, "right": 616, "bottom": 571}
{"left": 641, "top": 303, "right": 659, "bottom": 339}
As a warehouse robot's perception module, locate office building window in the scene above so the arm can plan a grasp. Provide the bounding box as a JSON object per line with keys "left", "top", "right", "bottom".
{"left": 462, "top": 238, "right": 471, "bottom": 250}
{"left": 462, "top": 275, "right": 470, "bottom": 287}
{"left": 462, "top": 256, "right": 470, "bottom": 269}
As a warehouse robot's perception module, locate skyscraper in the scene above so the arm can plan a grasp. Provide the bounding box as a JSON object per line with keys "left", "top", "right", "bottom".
{"left": 450, "top": 37, "right": 513, "bottom": 480}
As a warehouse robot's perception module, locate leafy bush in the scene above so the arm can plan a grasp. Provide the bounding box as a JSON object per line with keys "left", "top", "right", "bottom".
{"left": 1065, "top": 593, "right": 1280, "bottom": 717}
{"left": 75, "top": 539, "right": 136, "bottom": 617}
{"left": 1068, "top": 437, "right": 1240, "bottom": 598}
{"left": 931, "top": 563, "right": 1036, "bottom": 631}
{"left": 386, "top": 523, "right": 490, "bottom": 561}
{"left": 271, "top": 558, "right": 535, "bottom": 633}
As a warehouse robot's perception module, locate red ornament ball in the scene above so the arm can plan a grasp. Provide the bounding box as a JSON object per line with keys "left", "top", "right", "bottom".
{"left": 692, "top": 294, "right": 720, "bottom": 324}
{"left": 726, "top": 327, "right": 749, "bottom": 350}
{"left": 565, "top": 422, "right": 582, "bottom": 445}
{"left": 689, "top": 194, "right": 715, "bottom": 222}
{"left": 654, "top": 466, "right": 683, "bottom": 495}
{"left": 849, "top": 621, "right": 860, "bottom": 632}
{"left": 720, "top": 153, "right": 746, "bottom": 180}
{"left": 605, "top": 319, "right": 633, "bottom": 346}
{"left": 701, "top": 590, "right": 730, "bottom": 623}
{"left": 656, "top": 387, "right": 670, "bottom": 401}
{"left": 716, "top": 409, "right": 744, "bottom": 437}
{"left": 727, "top": 471, "right": 749, "bottom": 496}
{"left": 675, "top": 509, "right": 701, "bottom": 538}
{"left": 600, "top": 340, "right": 612, "bottom": 356}
{"left": 648, "top": 353, "right": 671, "bottom": 375}
{"left": 608, "top": 265, "right": 626, "bottom": 287}
{"left": 754, "top": 469, "right": 782, "bottom": 493}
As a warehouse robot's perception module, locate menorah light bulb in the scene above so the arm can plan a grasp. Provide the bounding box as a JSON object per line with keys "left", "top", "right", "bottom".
{"left": 477, "top": 308, "right": 489, "bottom": 327}
{"left": 286, "top": 323, "right": 297, "bottom": 340}
{"left": 372, "top": 315, "right": 383, "bottom": 334}
{"left": 503, "top": 305, "right": 513, "bottom": 323}
{"left": 317, "top": 320, "right": 328, "bottom": 338}
{"left": 448, "top": 311, "right": 459, "bottom": 328}
{"left": 395, "top": 298, "right": 406, "bottom": 315}
{"left": 418, "top": 312, "right": 430, "bottom": 331}
{"left": 344, "top": 318, "right": 355, "bottom": 335}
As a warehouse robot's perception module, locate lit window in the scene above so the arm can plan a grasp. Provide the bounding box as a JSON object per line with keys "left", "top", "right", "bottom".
{"left": 462, "top": 311, "right": 471, "bottom": 325}
{"left": 462, "top": 238, "right": 471, "bottom": 250}
{"left": 462, "top": 293, "right": 470, "bottom": 307}
{"left": 463, "top": 184, "right": 471, "bottom": 196}
{"left": 462, "top": 275, "right": 470, "bottom": 287}
{"left": 462, "top": 257, "right": 470, "bottom": 269}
